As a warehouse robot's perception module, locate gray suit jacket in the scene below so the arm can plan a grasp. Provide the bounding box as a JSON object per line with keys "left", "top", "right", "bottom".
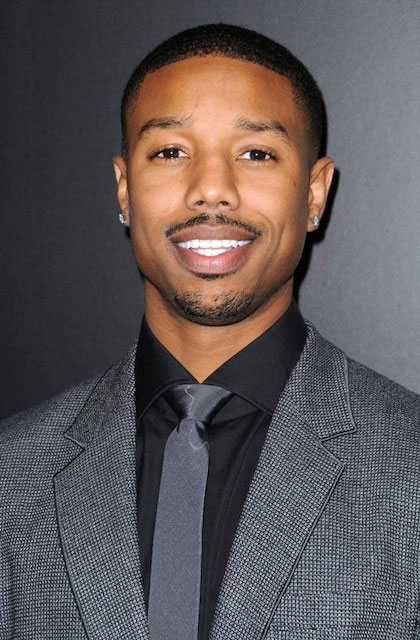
{"left": 1, "top": 322, "right": 420, "bottom": 639}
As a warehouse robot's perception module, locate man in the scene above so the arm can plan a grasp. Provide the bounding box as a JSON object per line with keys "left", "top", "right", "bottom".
{"left": 1, "top": 23, "right": 420, "bottom": 640}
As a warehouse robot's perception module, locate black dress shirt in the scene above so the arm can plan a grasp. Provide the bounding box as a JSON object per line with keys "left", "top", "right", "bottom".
{"left": 135, "top": 300, "right": 307, "bottom": 639}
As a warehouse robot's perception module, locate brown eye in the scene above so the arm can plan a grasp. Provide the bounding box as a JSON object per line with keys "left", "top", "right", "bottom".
{"left": 241, "top": 149, "right": 274, "bottom": 161}
{"left": 155, "top": 147, "right": 187, "bottom": 159}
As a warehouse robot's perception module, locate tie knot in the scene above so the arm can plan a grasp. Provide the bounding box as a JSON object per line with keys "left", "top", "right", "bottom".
{"left": 164, "top": 384, "right": 232, "bottom": 424}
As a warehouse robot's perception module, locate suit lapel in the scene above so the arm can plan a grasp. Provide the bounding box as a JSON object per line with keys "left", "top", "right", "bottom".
{"left": 54, "top": 346, "right": 149, "bottom": 640}
{"left": 210, "top": 324, "right": 356, "bottom": 640}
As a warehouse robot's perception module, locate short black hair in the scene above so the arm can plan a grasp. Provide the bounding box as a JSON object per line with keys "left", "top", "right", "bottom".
{"left": 121, "top": 23, "right": 325, "bottom": 160}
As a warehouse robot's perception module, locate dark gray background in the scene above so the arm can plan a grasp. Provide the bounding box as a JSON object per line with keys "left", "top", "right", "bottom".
{"left": 1, "top": 0, "right": 419, "bottom": 419}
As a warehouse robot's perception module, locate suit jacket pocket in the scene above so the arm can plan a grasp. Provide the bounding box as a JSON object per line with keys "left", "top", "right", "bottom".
{"left": 266, "top": 590, "right": 414, "bottom": 638}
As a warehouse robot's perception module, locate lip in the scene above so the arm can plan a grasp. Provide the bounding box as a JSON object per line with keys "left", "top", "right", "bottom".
{"left": 169, "top": 225, "right": 255, "bottom": 244}
{"left": 169, "top": 224, "right": 258, "bottom": 275}
{"left": 171, "top": 240, "right": 256, "bottom": 275}
{"left": 169, "top": 224, "right": 259, "bottom": 275}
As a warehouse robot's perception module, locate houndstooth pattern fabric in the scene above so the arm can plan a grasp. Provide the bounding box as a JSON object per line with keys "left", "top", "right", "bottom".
{"left": 1, "top": 324, "right": 420, "bottom": 639}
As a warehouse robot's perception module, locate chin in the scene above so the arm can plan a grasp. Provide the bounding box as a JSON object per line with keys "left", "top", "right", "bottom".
{"left": 169, "top": 290, "right": 255, "bottom": 326}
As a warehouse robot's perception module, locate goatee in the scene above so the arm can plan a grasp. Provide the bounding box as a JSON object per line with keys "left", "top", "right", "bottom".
{"left": 171, "top": 291, "right": 254, "bottom": 326}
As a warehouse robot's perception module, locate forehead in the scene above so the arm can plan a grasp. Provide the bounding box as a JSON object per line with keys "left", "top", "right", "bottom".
{"left": 127, "top": 55, "right": 304, "bottom": 139}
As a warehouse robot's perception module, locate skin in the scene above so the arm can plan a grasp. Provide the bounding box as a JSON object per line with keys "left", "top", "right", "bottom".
{"left": 113, "top": 55, "right": 334, "bottom": 381}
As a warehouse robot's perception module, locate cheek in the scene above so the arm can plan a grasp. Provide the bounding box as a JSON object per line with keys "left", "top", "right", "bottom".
{"left": 243, "top": 174, "right": 308, "bottom": 234}
{"left": 127, "top": 180, "right": 179, "bottom": 275}
{"left": 128, "top": 172, "right": 184, "bottom": 229}
{"left": 129, "top": 223, "right": 170, "bottom": 287}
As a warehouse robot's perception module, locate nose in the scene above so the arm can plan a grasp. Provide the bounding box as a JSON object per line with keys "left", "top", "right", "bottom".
{"left": 184, "top": 154, "right": 240, "bottom": 211}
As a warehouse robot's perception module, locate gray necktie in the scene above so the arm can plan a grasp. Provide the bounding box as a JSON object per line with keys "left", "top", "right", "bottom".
{"left": 147, "top": 383, "right": 232, "bottom": 640}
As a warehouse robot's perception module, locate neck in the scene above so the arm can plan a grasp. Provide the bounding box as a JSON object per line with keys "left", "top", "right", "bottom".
{"left": 144, "top": 282, "right": 294, "bottom": 382}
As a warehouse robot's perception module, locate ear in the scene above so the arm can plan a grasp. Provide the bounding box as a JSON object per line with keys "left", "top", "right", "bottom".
{"left": 306, "top": 157, "right": 335, "bottom": 232}
{"left": 113, "top": 155, "right": 130, "bottom": 226}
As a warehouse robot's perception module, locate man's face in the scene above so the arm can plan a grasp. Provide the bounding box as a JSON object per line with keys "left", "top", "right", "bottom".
{"left": 114, "top": 55, "right": 333, "bottom": 326}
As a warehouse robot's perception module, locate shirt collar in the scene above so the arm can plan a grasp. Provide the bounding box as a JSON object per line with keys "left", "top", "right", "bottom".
{"left": 135, "top": 299, "right": 307, "bottom": 418}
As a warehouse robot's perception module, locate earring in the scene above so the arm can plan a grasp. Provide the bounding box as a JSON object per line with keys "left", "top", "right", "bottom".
{"left": 118, "top": 212, "right": 126, "bottom": 225}
{"left": 311, "top": 215, "right": 320, "bottom": 228}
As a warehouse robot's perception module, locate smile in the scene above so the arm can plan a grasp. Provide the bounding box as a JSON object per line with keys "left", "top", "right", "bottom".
{"left": 169, "top": 224, "right": 258, "bottom": 275}
{"left": 176, "top": 239, "right": 251, "bottom": 256}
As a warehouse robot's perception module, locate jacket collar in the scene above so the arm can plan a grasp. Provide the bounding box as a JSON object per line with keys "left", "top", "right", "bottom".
{"left": 286, "top": 321, "right": 356, "bottom": 441}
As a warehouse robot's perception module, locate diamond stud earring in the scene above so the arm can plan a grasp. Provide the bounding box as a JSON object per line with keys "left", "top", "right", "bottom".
{"left": 311, "top": 215, "right": 320, "bottom": 228}
{"left": 118, "top": 212, "right": 126, "bottom": 225}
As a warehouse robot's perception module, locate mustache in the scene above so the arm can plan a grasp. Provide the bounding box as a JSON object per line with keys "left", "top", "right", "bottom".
{"left": 165, "top": 213, "right": 262, "bottom": 238}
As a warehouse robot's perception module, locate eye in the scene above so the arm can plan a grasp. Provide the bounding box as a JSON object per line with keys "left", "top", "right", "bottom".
{"left": 153, "top": 147, "right": 188, "bottom": 160}
{"left": 240, "top": 148, "right": 276, "bottom": 162}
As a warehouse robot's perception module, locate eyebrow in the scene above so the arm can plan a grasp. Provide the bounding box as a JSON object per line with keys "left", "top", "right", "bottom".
{"left": 235, "top": 117, "right": 290, "bottom": 139}
{"left": 137, "top": 115, "right": 290, "bottom": 141}
{"left": 137, "top": 116, "right": 193, "bottom": 140}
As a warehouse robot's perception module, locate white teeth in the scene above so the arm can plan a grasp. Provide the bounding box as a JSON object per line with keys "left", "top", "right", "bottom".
{"left": 177, "top": 239, "right": 251, "bottom": 250}
{"left": 194, "top": 248, "right": 231, "bottom": 256}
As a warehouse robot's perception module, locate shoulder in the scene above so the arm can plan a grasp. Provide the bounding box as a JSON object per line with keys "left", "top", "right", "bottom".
{"left": 0, "top": 342, "right": 136, "bottom": 465}
{"left": 303, "top": 324, "right": 420, "bottom": 502}
{"left": 347, "top": 356, "right": 420, "bottom": 432}
{"left": 302, "top": 322, "right": 420, "bottom": 452}
{"left": 0, "top": 377, "right": 101, "bottom": 499}
{"left": 305, "top": 321, "right": 420, "bottom": 429}
{"left": 322, "top": 346, "right": 420, "bottom": 523}
{"left": 0, "top": 376, "right": 101, "bottom": 458}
